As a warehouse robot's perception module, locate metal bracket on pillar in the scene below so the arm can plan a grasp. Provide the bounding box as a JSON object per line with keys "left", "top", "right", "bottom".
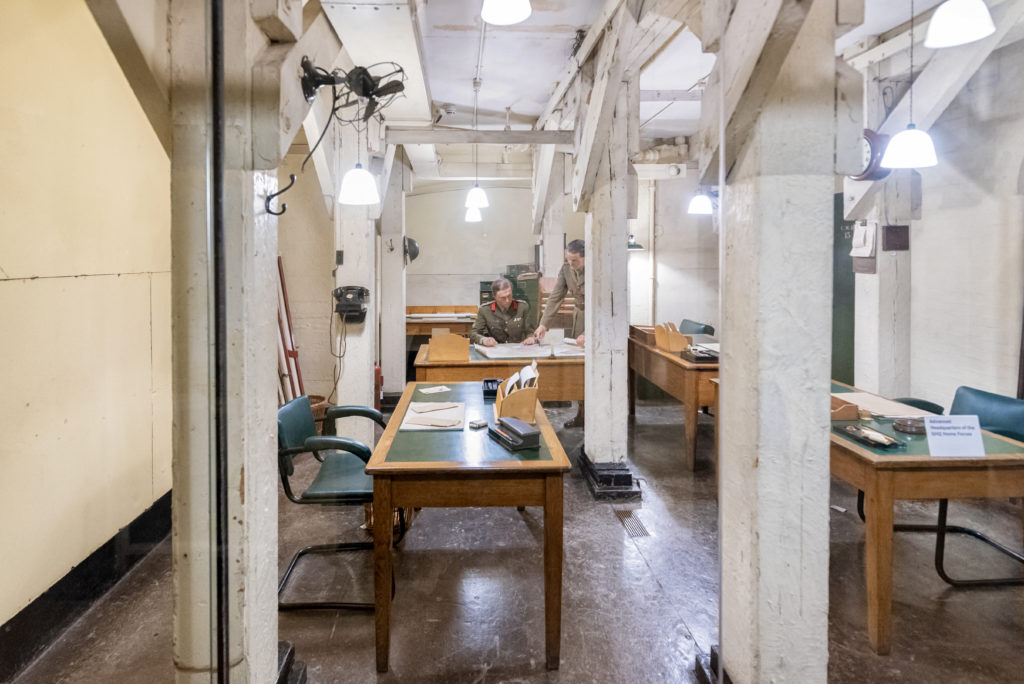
{"left": 265, "top": 174, "right": 297, "bottom": 215}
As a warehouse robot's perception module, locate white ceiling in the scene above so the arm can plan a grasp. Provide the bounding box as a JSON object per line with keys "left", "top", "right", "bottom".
{"left": 324, "top": 0, "right": 957, "bottom": 168}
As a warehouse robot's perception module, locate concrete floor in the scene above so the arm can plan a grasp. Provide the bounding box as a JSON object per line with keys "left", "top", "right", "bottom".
{"left": 13, "top": 401, "right": 1024, "bottom": 683}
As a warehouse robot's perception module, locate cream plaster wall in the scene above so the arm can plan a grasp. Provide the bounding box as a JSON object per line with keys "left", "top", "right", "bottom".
{"left": 650, "top": 176, "right": 720, "bottom": 331}
{"left": 909, "top": 39, "right": 1024, "bottom": 406}
{"left": 277, "top": 153, "right": 337, "bottom": 400}
{"left": 0, "top": 1, "right": 171, "bottom": 624}
{"left": 405, "top": 188, "right": 540, "bottom": 306}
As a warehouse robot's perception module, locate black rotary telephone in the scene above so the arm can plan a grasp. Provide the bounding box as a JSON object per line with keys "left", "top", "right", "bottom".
{"left": 332, "top": 286, "right": 370, "bottom": 323}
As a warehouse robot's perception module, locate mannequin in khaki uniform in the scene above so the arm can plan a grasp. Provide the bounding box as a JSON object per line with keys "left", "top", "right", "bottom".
{"left": 471, "top": 278, "right": 537, "bottom": 346}
{"left": 534, "top": 239, "right": 585, "bottom": 427}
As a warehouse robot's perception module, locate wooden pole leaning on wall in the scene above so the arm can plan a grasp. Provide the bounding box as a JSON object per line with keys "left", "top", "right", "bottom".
{"left": 277, "top": 256, "right": 304, "bottom": 403}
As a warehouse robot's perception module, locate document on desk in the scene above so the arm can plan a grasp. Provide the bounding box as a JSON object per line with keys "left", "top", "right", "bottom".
{"left": 551, "top": 343, "right": 585, "bottom": 358}
{"left": 473, "top": 343, "right": 553, "bottom": 359}
{"left": 400, "top": 402, "right": 466, "bottom": 430}
{"left": 830, "top": 392, "right": 934, "bottom": 418}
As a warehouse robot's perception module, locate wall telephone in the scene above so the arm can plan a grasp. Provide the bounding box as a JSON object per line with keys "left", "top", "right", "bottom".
{"left": 333, "top": 286, "right": 370, "bottom": 323}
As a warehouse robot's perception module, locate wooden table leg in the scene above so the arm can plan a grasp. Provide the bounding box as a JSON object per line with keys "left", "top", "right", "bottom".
{"left": 863, "top": 471, "right": 894, "bottom": 654}
{"left": 373, "top": 477, "right": 394, "bottom": 672}
{"left": 543, "top": 474, "right": 563, "bottom": 670}
{"left": 682, "top": 372, "right": 699, "bottom": 470}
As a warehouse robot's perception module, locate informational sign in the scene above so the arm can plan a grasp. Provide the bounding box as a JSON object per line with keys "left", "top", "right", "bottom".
{"left": 925, "top": 415, "right": 986, "bottom": 458}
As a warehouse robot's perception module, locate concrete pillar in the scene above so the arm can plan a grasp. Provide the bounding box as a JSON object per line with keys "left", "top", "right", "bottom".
{"left": 582, "top": 88, "right": 631, "bottom": 480}
{"left": 334, "top": 124, "right": 379, "bottom": 447}
{"left": 169, "top": 1, "right": 277, "bottom": 681}
{"left": 854, "top": 238, "right": 912, "bottom": 396}
{"left": 717, "top": 0, "right": 834, "bottom": 680}
{"left": 540, "top": 153, "right": 567, "bottom": 276}
{"left": 851, "top": 62, "right": 914, "bottom": 397}
{"left": 380, "top": 156, "right": 408, "bottom": 395}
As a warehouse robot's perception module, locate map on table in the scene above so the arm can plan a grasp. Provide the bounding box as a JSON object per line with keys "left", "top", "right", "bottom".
{"left": 473, "top": 343, "right": 553, "bottom": 359}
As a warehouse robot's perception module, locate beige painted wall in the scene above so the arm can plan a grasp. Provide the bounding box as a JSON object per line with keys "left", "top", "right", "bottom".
{"left": 277, "top": 152, "right": 336, "bottom": 400}
{"left": 909, "top": 39, "right": 1024, "bottom": 406}
{"left": 406, "top": 188, "right": 541, "bottom": 306}
{"left": 0, "top": 0, "right": 171, "bottom": 624}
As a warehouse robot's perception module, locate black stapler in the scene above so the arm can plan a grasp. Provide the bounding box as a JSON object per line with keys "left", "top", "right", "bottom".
{"left": 487, "top": 417, "right": 541, "bottom": 451}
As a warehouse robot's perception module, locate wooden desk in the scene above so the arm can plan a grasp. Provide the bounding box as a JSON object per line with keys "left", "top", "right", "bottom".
{"left": 830, "top": 384, "right": 1024, "bottom": 655}
{"left": 413, "top": 344, "right": 584, "bottom": 401}
{"left": 406, "top": 305, "right": 476, "bottom": 336}
{"left": 366, "top": 381, "right": 571, "bottom": 672}
{"left": 627, "top": 334, "right": 719, "bottom": 470}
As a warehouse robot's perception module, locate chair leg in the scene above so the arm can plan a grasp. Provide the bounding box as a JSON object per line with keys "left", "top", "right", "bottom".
{"left": 278, "top": 541, "right": 376, "bottom": 611}
{"left": 855, "top": 491, "right": 1024, "bottom": 587}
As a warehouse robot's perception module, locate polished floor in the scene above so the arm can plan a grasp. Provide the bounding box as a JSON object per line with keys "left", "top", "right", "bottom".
{"left": 13, "top": 401, "right": 1024, "bottom": 683}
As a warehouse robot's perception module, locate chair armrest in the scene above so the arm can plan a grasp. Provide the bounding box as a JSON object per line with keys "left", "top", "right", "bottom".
{"left": 304, "top": 435, "right": 372, "bottom": 464}
{"left": 324, "top": 405, "right": 387, "bottom": 429}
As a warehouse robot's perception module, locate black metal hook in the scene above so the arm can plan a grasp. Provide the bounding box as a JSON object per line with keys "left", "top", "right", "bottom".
{"left": 266, "top": 174, "right": 296, "bottom": 216}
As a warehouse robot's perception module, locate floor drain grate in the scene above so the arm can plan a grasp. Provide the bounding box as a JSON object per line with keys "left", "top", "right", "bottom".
{"left": 614, "top": 509, "right": 650, "bottom": 538}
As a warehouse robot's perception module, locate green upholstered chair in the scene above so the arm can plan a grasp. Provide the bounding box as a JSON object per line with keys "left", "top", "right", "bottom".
{"left": 679, "top": 319, "right": 714, "bottom": 336}
{"left": 277, "top": 396, "right": 404, "bottom": 611}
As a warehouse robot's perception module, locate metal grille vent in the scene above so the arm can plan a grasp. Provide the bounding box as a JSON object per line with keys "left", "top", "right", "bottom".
{"left": 614, "top": 509, "right": 651, "bottom": 538}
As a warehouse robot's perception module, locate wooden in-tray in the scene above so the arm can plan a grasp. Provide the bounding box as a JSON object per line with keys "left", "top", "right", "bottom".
{"left": 830, "top": 395, "right": 860, "bottom": 421}
{"left": 428, "top": 333, "right": 470, "bottom": 361}
{"left": 654, "top": 322, "right": 691, "bottom": 352}
{"left": 493, "top": 375, "right": 538, "bottom": 424}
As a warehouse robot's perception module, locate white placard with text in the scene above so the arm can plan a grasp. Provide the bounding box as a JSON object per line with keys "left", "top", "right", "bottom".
{"left": 925, "top": 415, "right": 986, "bottom": 458}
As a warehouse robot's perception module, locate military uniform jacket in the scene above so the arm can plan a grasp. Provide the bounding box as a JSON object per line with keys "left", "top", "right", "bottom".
{"left": 470, "top": 299, "right": 531, "bottom": 345}
{"left": 539, "top": 263, "right": 585, "bottom": 338}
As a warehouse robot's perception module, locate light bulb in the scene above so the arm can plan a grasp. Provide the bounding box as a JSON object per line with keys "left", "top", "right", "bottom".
{"left": 465, "top": 206, "right": 482, "bottom": 223}
{"left": 880, "top": 124, "right": 937, "bottom": 168}
{"left": 481, "top": 0, "right": 532, "bottom": 25}
{"left": 924, "top": 0, "right": 995, "bottom": 48}
{"left": 338, "top": 163, "right": 380, "bottom": 205}
{"left": 465, "top": 185, "right": 490, "bottom": 209}
{"left": 687, "top": 193, "right": 713, "bottom": 215}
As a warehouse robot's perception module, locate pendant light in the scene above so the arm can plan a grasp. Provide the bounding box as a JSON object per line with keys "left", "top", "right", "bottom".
{"left": 687, "top": 190, "right": 714, "bottom": 215}
{"left": 465, "top": 206, "right": 482, "bottom": 223}
{"left": 339, "top": 115, "right": 380, "bottom": 205}
{"left": 465, "top": 76, "right": 489, "bottom": 211}
{"left": 482, "top": 0, "right": 532, "bottom": 26}
{"left": 924, "top": 0, "right": 995, "bottom": 48}
{"left": 881, "top": 0, "right": 938, "bottom": 169}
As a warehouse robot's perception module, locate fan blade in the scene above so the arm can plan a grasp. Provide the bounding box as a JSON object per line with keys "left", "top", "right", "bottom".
{"left": 363, "top": 97, "right": 378, "bottom": 121}
{"left": 346, "top": 66, "right": 375, "bottom": 98}
{"left": 374, "top": 80, "right": 405, "bottom": 98}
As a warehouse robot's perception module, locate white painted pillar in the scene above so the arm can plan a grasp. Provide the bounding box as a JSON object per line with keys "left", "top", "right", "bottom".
{"left": 540, "top": 153, "right": 567, "bottom": 276}
{"left": 854, "top": 238, "right": 912, "bottom": 396}
{"left": 169, "top": 1, "right": 277, "bottom": 681}
{"left": 851, "top": 62, "right": 914, "bottom": 397}
{"left": 583, "top": 89, "right": 630, "bottom": 465}
{"left": 334, "top": 125, "right": 379, "bottom": 446}
{"left": 717, "top": 0, "right": 834, "bottom": 681}
{"left": 380, "top": 156, "right": 408, "bottom": 395}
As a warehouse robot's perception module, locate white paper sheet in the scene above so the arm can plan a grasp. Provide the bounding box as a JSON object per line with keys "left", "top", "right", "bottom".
{"left": 540, "top": 328, "right": 565, "bottom": 346}
{"left": 850, "top": 222, "right": 876, "bottom": 257}
{"left": 473, "top": 343, "right": 552, "bottom": 359}
{"left": 830, "top": 392, "right": 934, "bottom": 417}
{"left": 551, "top": 343, "right": 585, "bottom": 358}
{"left": 926, "top": 415, "right": 986, "bottom": 458}
{"left": 418, "top": 385, "right": 450, "bottom": 394}
{"left": 399, "top": 402, "right": 466, "bottom": 430}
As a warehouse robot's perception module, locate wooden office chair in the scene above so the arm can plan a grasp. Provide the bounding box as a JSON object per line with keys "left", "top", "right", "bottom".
{"left": 857, "top": 388, "right": 1024, "bottom": 587}
{"left": 277, "top": 396, "right": 405, "bottom": 611}
{"left": 679, "top": 319, "right": 714, "bottom": 336}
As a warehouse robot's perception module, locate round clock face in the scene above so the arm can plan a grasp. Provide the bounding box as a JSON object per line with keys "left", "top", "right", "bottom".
{"left": 849, "top": 128, "right": 892, "bottom": 182}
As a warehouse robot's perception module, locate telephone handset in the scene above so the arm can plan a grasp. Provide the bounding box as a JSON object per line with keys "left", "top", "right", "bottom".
{"left": 333, "top": 286, "right": 370, "bottom": 323}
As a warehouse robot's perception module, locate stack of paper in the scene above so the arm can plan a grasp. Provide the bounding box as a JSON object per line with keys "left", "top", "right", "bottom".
{"left": 399, "top": 401, "right": 466, "bottom": 430}
{"left": 473, "top": 343, "right": 552, "bottom": 359}
{"left": 505, "top": 361, "right": 539, "bottom": 394}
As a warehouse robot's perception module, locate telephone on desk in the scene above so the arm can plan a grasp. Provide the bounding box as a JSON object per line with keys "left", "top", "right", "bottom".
{"left": 680, "top": 345, "right": 718, "bottom": 364}
{"left": 333, "top": 286, "right": 369, "bottom": 323}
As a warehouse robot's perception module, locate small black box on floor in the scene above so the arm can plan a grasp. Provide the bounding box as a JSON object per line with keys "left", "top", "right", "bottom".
{"left": 577, "top": 446, "right": 642, "bottom": 501}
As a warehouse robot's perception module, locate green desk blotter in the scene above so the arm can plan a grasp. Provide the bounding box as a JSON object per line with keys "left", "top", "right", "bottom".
{"left": 831, "top": 383, "right": 1024, "bottom": 457}
{"left": 387, "top": 383, "right": 553, "bottom": 464}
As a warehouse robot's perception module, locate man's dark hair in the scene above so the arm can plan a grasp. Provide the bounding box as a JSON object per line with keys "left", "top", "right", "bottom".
{"left": 491, "top": 277, "right": 513, "bottom": 296}
{"left": 566, "top": 239, "right": 585, "bottom": 257}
